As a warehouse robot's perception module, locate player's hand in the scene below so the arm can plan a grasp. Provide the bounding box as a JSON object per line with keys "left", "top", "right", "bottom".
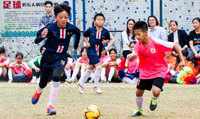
{"left": 102, "top": 39, "right": 107, "bottom": 45}
{"left": 65, "top": 64, "right": 70, "bottom": 69}
{"left": 129, "top": 53, "right": 137, "bottom": 62}
{"left": 172, "top": 51, "right": 177, "bottom": 56}
{"left": 35, "top": 67, "right": 40, "bottom": 72}
{"left": 179, "top": 60, "right": 185, "bottom": 69}
{"left": 75, "top": 49, "right": 77, "bottom": 55}
{"left": 86, "top": 42, "right": 90, "bottom": 48}
{"left": 41, "top": 28, "right": 48, "bottom": 38}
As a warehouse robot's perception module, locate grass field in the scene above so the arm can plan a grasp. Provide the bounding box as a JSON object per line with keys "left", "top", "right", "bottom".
{"left": 0, "top": 82, "right": 200, "bottom": 119}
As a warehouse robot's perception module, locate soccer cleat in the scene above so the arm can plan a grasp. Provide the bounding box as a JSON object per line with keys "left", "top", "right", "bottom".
{"left": 93, "top": 87, "right": 103, "bottom": 94}
{"left": 131, "top": 110, "right": 143, "bottom": 117}
{"left": 77, "top": 82, "right": 84, "bottom": 94}
{"left": 150, "top": 98, "right": 157, "bottom": 111}
{"left": 47, "top": 105, "right": 56, "bottom": 115}
{"left": 31, "top": 91, "right": 42, "bottom": 104}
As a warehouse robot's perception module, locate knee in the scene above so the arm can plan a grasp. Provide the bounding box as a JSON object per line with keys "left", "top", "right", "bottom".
{"left": 96, "top": 65, "right": 102, "bottom": 70}
{"left": 136, "top": 90, "right": 144, "bottom": 97}
{"left": 39, "top": 81, "right": 47, "bottom": 88}
{"left": 52, "top": 74, "right": 60, "bottom": 82}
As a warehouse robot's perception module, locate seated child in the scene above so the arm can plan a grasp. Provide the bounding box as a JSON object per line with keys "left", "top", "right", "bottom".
{"left": 102, "top": 48, "right": 121, "bottom": 83}
{"left": 29, "top": 45, "right": 45, "bottom": 83}
{"left": 0, "top": 47, "right": 9, "bottom": 79}
{"left": 8, "top": 52, "right": 31, "bottom": 83}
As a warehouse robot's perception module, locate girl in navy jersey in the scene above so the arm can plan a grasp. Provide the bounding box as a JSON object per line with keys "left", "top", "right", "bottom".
{"left": 31, "top": 4, "right": 80, "bottom": 115}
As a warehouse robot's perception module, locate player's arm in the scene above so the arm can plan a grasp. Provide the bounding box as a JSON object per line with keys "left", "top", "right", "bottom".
{"left": 102, "top": 31, "right": 111, "bottom": 45}
{"left": 83, "top": 28, "right": 91, "bottom": 48}
{"left": 173, "top": 43, "right": 185, "bottom": 68}
{"left": 35, "top": 28, "right": 48, "bottom": 44}
{"left": 105, "top": 34, "right": 115, "bottom": 51}
{"left": 74, "top": 28, "right": 81, "bottom": 54}
{"left": 129, "top": 51, "right": 138, "bottom": 62}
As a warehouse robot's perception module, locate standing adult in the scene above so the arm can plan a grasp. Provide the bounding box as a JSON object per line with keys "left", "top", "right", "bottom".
{"left": 39, "top": 1, "right": 56, "bottom": 45}
{"left": 122, "top": 19, "right": 137, "bottom": 59}
{"left": 147, "top": 15, "right": 167, "bottom": 41}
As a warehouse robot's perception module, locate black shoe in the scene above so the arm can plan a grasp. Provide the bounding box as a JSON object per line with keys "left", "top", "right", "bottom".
{"left": 150, "top": 98, "right": 157, "bottom": 111}
{"left": 131, "top": 110, "right": 143, "bottom": 117}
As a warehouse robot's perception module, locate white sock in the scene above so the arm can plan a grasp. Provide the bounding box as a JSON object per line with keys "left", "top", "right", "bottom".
{"left": 101, "top": 68, "right": 106, "bottom": 80}
{"left": 89, "top": 73, "right": 95, "bottom": 83}
{"left": 8, "top": 69, "right": 13, "bottom": 81}
{"left": 94, "top": 69, "right": 101, "bottom": 87}
{"left": 36, "top": 84, "right": 43, "bottom": 94}
{"left": 48, "top": 81, "right": 60, "bottom": 106}
{"left": 79, "top": 70, "right": 92, "bottom": 87}
{"left": 122, "top": 77, "right": 136, "bottom": 83}
{"left": 64, "top": 69, "right": 71, "bottom": 79}
{"left": 152, "top": 93, "right": 160, "bottom": 99}
{"left": 108, "top": 67, "right": 115, "bottom": 82}
{"left": 71, "top": 67, "right": 79, "bottom": 82}
{"left": 135, "top": 96, "right": 143, "bottom": 110}
{"left": 31, "top": 76, "right": 37, "bottom": 82}
{"left": 0, "top": 68, "right": 2, "bottom": 76}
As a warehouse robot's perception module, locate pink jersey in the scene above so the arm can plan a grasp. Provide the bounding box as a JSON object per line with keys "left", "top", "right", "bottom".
{"left": 134, "top": 37, "right": 174, "bottom": 79}
{"left": 9, "top": 62, "right": 29, "bottom": 74}
{"left": 100, "top": 55, "right": 109, "bottom": 64}
{"left": 0, "top": 57, "right": 9, "bottom": 67}
{"left": 77, "top": 57, "right": 89, "bottom": 65}
{"left": 105, "top": 58, "right": 121, "bottom": 71}
{"left": 126, "top": 54, "right": 139, "bottom": 74}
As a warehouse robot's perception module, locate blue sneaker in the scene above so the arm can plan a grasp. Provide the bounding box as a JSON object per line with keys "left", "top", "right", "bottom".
{"left": 47, "top": 105, "right": 56, "bottom": 115}
{"left": 31, "top": 91, "right": 41, "bottom": 104}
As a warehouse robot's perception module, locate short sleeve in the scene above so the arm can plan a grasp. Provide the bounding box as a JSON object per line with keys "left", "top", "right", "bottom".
{"left": 83, "top": 28, "right": 91, "bottom": 37}
{"left": 189, "top": 31, "right": 194, "bottom": 41}
{"left": 134, "top": 42, "right": 140, "bottom": 54}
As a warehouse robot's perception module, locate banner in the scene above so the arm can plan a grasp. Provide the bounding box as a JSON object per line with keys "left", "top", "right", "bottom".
{"left": 0, "top": 0, "right": 72, "bottom": 37}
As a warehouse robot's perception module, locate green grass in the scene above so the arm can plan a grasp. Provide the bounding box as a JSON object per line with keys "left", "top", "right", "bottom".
{"left": 0, "top": 83, "right": 200, "bottom": 119}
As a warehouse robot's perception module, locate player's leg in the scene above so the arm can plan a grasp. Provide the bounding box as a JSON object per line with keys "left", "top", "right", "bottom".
{"left": 1, "top": 67, "right": 7, "bottom": 77}
{"left": 47, "top": 65, "right": 63, "bottom": 115}
{"left": 107, "top": 67, "right": 115, "bottom": 82}
{"left": 100, "top": 67, "right": 106, "bottom": 82}
{"left": 93, "top": 63, "right": 103, "bottom": 94}
{"left": 68, "top": 63, "right": 81, "bottom": 83}
{"left": 80, "top": 63, "right": 87, "bottom": 76}
{"left": 150, "top": 78, "right": 164, "bottom": 111}
{"left": 8, "top": 68, "right": 15, "bottom": 83}
{"left": 31, "top": 67, "right": 51, "bottom": 104}
{"left": 64, "top": 66, "right": 71, "bottom": 81}
{"left": 77, "top": 64, "right": 94, "bottom": 94}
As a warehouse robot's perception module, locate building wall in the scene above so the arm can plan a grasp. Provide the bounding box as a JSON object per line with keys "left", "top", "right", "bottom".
{"left": 0, "top": 0, "right": 200, "bottom": 61}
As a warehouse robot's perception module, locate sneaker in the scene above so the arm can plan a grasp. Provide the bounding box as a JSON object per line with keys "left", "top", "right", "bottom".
{"left": 77, "top": 82, "right": 84, "bottom": 94}
{"left": 150, "top": 98, "right": 157, "bottom": 111}
{"left": 31, "top": 91, "right": 42, "bottom": 104}
{"left": 93, "top": 87, "right": 103, "bottom": 94}
{"left": 65, "top": 79, "right": 72, "bottom": 84}
{"left": 131, "top": 110, "right": 143, "bottom": 117}
{"left": 8, "top": 79, "right": 13, "bottom": 83}
{"left": 47, "top": 105, "right": 56, "bottom": 115}
{"left": 30, "top": 79, "right": 36, "bottom": 84}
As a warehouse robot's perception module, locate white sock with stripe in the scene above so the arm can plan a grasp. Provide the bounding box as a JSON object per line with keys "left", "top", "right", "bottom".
{"left": 48, "top": 81, "right": 60, "bottom": 106}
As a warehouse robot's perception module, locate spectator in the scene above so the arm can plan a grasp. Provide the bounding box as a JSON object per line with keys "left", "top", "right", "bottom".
{"left": 8, "top": 52, "right": 31, "bottom": 83}
{"left": 122, "top": 19, "right": 137, "bottom": 59}
{"left": 39, "top": 1, "right": 56, "bottom": 45}
{"left": 188, "top": 17, "right": 200, "bottom": 62}
{"left": 147, "top": 15, "right": 167, "bottom": 41}
{"left": 0, "top": 47, "right": 9, "bottom": 80}
{"left": 29, "top": 46, "right": 45, "bottom": 84}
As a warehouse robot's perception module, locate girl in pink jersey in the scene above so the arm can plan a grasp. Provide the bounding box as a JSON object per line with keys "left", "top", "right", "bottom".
{"left": 0, "top": 47, "right": 10, "bottom": 79}
{"left": 8, "top": 52, "right": 31, "bottom": 83}
{"left": 130, "top": 21, "right": 184, "bottom": 117}
{"left": 66, "top": 47, "right": 91, "bottom": 83}
{"left": 99, "top": 47, "right": 109, "bottom": 82}
{"left": 102, "top": 48, "right": 121, "bottom": 82}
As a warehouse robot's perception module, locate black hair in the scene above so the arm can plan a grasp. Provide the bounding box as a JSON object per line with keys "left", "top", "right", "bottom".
{"left": 133, "top": 21, "right": 148, "bottom": 32}
{"left": 92, "top": 21, "right": 95, "bottom": 27}
{"left": 40, "top": 45, "right": 45, "bottom": 54}
{"left": 126, "top": 19, "right": 135, "bottom": 40}
{"left": 15, "top": 52, "right": 23, "bottom": 59}
{"left": 170, "top": 20, "right": 178, "bottom": 26}
{"left": 192, "top": 17, "right": 200, "bottom": 23}
{"left": 182, "top": 50, "right": 188, "bottom": 57}
{"left": 45, "top": 1, "right": 53, "bottom": 6}
{"left": 129, "top": 41, "right": 137, "bottom": 46}
{"left": 80, "top": 47, "right": 87, "bottom": 56}
{"left": 63, "top": 1, "right": 69, "bottom": 5}
{"left": 0, "top": 47, "right": 5, "bottom": 54}
{"left": 109, "top": 48, "right": 117, "bottom": 54}
{"left": 101, "top": 47, "right": 107, "bottom": 56}
{"left": 147, "top": 15, "right": 159, "bottom": 27}
{"left": 94, "top": 13, "right": 105, "bottom": 21}
{"left": 54, "top": 4, "right": 71, "bottom": 16}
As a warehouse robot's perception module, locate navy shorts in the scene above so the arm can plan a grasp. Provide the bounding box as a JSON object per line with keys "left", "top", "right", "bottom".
{"left": 137, "top": 77, "right": 164, "bottom": 91}
{"left": 88, "top": 54, "right": 100, "bottom": 65}
{"left": 41, "top": 50, "right": 67, "bottom": 69}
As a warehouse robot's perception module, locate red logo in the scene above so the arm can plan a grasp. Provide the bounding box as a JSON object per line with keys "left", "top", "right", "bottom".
{"left": 3, "top": 1, "right": 21, "bottom": 9}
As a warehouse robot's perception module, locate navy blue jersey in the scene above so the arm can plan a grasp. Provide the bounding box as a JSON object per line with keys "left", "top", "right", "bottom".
{"left": 83, "top": 26, "right": 110, "bottom": 57}
{"left": 37, "top": 22, "right": 80, "bottom": 54}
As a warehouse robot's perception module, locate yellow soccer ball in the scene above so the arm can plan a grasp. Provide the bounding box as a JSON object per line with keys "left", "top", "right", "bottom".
{"left": 83, "top": 105, "right": 101, "bottom": 119}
